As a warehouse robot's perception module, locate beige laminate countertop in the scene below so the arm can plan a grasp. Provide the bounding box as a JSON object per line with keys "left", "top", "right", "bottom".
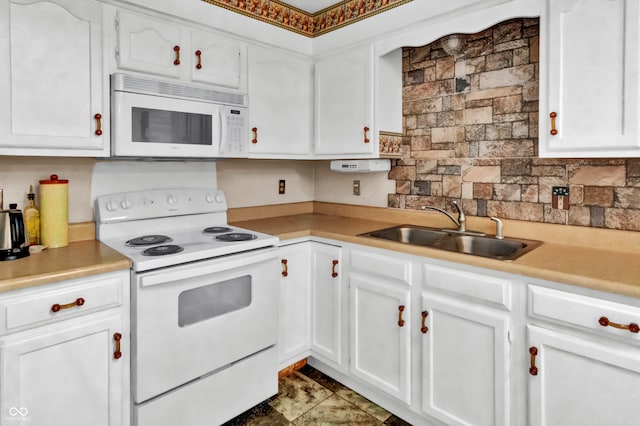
{"left": 231, "top": 212, "right": 640, "bottom": 299}
{"left": 0, "top": 240, "right": 131, "bottom": 293}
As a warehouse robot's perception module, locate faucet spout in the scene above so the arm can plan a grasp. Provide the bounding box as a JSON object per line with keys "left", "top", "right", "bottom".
{"left": 421, "top": 205, "right": 461, "bottom": 229}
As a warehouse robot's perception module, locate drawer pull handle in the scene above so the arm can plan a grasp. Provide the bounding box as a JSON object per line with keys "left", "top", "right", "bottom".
{"left": 173, "top": 45, "right": 181, "bottom": 65}
{"left": 421, "top": 310, "right": 429, "bottom": 333}
{"left": 113, "top": 332, "right": 122, "bottom": 360}
{"left": 51, "top": 297, "right": 85, "bottom": 313}
{"left": 398, "top": 305, "right": 405, "bottom": 327}
{"left": 195, "top": 50, "right": 202, "bottom": 69}
{"left": 252, "top": 127, "right": 258, "bottom": 144}
{"left": 549, "top": 112, "right": 558, "bottom": 136}
{"left": 598, "top": 316, "right": 639, "bottom": 333}
{"left": 281, "top": 259, "right": 288, "bottom": 277}
{"left": 529, "top": 346, "right": 538, "bottom": 376}
{"left": 363, "top": 126, "right": 370, "bottom": 143}
{"left": 94, "top": 113, "right": 102, "bottom": 136}
{"left": 331, "top": 260, "right": 339, "bottom": 278}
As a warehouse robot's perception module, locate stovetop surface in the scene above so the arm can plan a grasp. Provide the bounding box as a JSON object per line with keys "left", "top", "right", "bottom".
{"left": 95, "top": 188, "right": 279, "bottom": 271}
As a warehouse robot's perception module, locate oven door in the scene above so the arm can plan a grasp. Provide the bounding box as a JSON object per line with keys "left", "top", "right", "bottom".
{"left": 131, "top": 248, "right": 279, "bottom": 403}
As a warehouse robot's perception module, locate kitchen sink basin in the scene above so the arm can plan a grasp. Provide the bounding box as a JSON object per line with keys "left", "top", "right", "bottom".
{"left": 429, "top": 234, "right": 541, "bottom": 260}
{"left": 365, "top": 225, "right": 450, "bottom": 245}
{"left": 360, "top": 225, "right": 541, "bottom": 260}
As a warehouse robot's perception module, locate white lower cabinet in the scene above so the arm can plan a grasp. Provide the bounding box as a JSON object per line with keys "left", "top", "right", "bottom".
{"left": 349, "top": 247, "right": 412, "bottom": 404}
{"left": 277, "top": 242, "right": 311, "bottom": 369}
{"left": 526, "top": 283, "right": 640, "bottom": 426}
{"left": 0, "top": 271, "right": 130, "bottom": 426}
{"left": 421, "top": 265, "right": 513, "bottom": 426}
{"left": 309, "top": 241, "right": 344, "bottom": 370}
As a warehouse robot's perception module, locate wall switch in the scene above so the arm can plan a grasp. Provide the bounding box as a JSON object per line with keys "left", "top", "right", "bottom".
{"left": 278, "top": 180, "right": 285, "bottom": 194}
{"left": 353, "top": 180, "right": 360, "bottom": 196}
{"left": 552, "top": 186, "right": 569, "bottom": 210}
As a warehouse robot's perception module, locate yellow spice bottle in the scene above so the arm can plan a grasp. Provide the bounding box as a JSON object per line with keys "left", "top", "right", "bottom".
{"left": 24, "top": 185, "right": 40, "bottom": 246}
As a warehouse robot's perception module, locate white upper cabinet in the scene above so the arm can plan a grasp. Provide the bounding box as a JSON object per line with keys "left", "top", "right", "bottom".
{"left": 248, "top": 46, "right": 313, "bottom": 158}
{"left": 539, "top": 0, "right": 640, "bottom": 157}
{"left": 314, "top": 46, "right": 376, "bottom": 158}
{"left": 116, "top": 10, "right": 246, "bottom": 91}
{"left": 0, "top": 0, "right": 109, "bottom": 156}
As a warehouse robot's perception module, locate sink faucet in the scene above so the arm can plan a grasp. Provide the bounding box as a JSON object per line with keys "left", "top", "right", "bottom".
{"left": 422, "top": 200, "right": 466, "bottom": 232}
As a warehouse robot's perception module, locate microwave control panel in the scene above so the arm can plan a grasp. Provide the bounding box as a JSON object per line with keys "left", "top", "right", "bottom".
{"left": 221, "top": 107, "right": 249, "bottom": 157}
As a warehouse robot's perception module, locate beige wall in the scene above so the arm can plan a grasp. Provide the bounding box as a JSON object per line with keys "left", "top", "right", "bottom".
{"left": 0, "top": 156, "right": 95, "bottom": 223}
{"left": 0, "top": 157, "right": 395, "bottom": 221}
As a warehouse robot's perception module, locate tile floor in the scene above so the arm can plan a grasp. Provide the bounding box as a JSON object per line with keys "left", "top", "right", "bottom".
{"left": 223, "top": 365, "right": 413, "bottom": 425}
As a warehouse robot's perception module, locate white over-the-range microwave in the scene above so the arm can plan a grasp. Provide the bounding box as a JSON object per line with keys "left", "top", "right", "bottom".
{"left": 110, "top": 73, "right": 249, "bottom": 159}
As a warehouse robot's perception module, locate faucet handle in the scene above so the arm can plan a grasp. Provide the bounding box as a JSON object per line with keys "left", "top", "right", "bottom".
{"left": 490, "top": 217, "right": 503, "bottom": 239}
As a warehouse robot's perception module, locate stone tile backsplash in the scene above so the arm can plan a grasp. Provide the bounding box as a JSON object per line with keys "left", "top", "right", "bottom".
{"left": 389, "top": 18, "right": 640, "bottom": 232}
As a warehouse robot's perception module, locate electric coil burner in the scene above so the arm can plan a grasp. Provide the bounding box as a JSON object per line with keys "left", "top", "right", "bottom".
{"left": 216, "top": 232, "right": 258, "bottom": 242}
{"left": 94, "top": 188, "right": 280, "bottom": 426}
{"left": 203, "top": 226, "right": 233, "bottom": 234}
{"left": 142, "top": 244, "right": 184, "bottom": 256}
{"left": 126, "top": 235, "right": 172, "bottom": 246}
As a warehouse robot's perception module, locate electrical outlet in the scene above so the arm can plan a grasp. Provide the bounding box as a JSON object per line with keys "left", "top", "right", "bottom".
{"left": 552, "top": 186, "right": 569, "bottom": 210}
{"left": 353, "top": 180, "right": 360, "bottom": 196}
{"left": 278, "top": 180, "right": 285, "bottom": 195}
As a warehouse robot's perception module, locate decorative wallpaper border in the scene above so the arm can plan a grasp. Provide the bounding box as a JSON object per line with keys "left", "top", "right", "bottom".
{"left": 201, "top": 0, "right": 413, "bottom": 37}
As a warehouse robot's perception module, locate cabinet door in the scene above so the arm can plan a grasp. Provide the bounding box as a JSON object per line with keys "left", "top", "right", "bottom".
{"left": 278, "top": 243, "right": 311, "bottom": 368}
{"left": 190, "top": 29, "right": 245, "bottom": 90}
{"left": 0, "top": 314, "right": 127, "bottom": 426}
{"left": 309, "top": 242, "right": 343, "bottom": 368}
{"left": 314, "top": 46, "right": 375, "bottom": 157}
{"left": 421, "top": 291, "right": 511, "bottom": 426}
{"left": 248, "top": 46, "right": 313, "bottom": 158}
{"left": 0, "top": 0, "right": 108, "bottom": 155}
{"left": 116, "top": 10, "right": 182, "bottom": 78}
{"left": 528, "top": 325, "right": 640, "bottom": 426}
{"left": 540, "top": 0, "right": 640, "bottom": 157}
{"left": 350, "top": 273, "right": 411, "bottom": 403}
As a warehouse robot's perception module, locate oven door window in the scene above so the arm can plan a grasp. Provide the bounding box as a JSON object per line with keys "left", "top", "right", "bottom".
{"left": 132, "top": 107, "right": 212, "bottom": 145}
{"left": 178, "top": 275, "right": 251, "bottom": 327}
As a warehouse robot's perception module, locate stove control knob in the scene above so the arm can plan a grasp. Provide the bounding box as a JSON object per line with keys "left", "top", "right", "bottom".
{"left": 105, "top": 200, "right": 118, "bottom": 212}
{"left": 205, "top": 193, "right": 215, "bottom": 203}
{"left": 215, "top": 194, "right": 223, "bottom": 203}
{"left": 120, "top": 198, "right": 132, "bottom": 210}
{"left": 167, "top": 194, "right": 177, "bottom": 206}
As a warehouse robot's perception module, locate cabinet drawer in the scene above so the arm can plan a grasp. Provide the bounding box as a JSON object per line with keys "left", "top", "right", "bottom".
{"left": 350, "top": 248, "right": 411, "bottom": 284}
{"left": 528, "top": 285, "right": 640, "bottom": 341}
{"left": 0, "top": 273, "right": 125, "bottom": 333}
{"left": 423, "top": 265, "right": 512, "bottom": 310}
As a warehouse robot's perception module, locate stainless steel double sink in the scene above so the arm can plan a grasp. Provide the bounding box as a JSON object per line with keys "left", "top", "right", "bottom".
{"left": 359, "top": 225, "right": 542, "bottom": 261}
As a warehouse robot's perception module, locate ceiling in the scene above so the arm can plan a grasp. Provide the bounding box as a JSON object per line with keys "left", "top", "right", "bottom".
{"left": 283, "top": 1, "right": 340, "bottom": 13}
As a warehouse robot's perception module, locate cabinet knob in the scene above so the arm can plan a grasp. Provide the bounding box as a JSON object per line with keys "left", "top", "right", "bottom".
{"left": 549, "top": 112, "right": 558, "bottom": 136}
{"left": 281, "top": 259, "right": 288, "bottom": 277}
{"left": 331, "top": 260, "right": 339, "bottom": 278}
{"left": 363, "top": 126, "right": 370, "bottom": 143}
{"left": 113, "top": 332, "right": 122, "bottom": 360}
{"left": 598, "top": 316, "right": 640, "bottom": 333}
{"left": 252, "top": 127, "right": 258, "bottom": 144}
{"left": 195, "top": 50, "right": 202, "bottom": 69}
{"left": 421, "top": 310, "right": 429, "bottom": 333}
{"left": 529, "top": 346, "right": 538, "bottom": 376}
{"left": 397, "top": 305, "right": 405, "bottom": 327}
{"left": 173, "top": 45, "right": 181, "bottom": 65}
{"left": 94, "top": 113, "right": 102, "bottom": 136}
{"left": 51, "top": 297, "right": 85, "bottom": 313}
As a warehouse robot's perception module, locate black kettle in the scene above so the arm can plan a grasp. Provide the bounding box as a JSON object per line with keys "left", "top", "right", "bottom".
{"left": 0, "top": 203, "right": 30, "bottom": 260}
